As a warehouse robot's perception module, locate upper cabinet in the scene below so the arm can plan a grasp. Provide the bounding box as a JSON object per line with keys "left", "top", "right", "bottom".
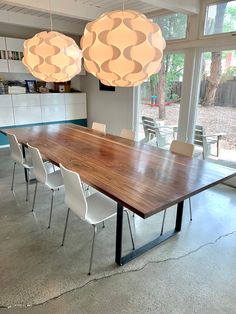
{"left": 0, "top": 37, "right": 8, "bottom": 73}
{"left": 5, "top": 38, "right": 28, "bottom": 73}
{"left": 0, "top": 36, "right": 86, "bottom": 76}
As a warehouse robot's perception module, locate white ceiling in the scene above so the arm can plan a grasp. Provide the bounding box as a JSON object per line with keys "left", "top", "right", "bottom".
{"left": 75, "top": 0, "right": 160, "bottom": 14}
{"left": 0, "top": 3, "right": 85, "bottom": 24}
{"left": 0, "top": 0, "right": 200, "bottom": 35}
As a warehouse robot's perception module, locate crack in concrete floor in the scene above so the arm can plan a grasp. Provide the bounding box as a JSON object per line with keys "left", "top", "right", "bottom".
{"left": 1, "top": 229, "right": 236, "bottom": 310}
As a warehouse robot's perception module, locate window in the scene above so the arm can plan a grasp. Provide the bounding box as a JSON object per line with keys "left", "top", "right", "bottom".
{"left": 136, "top": 52, "right": 185, "bottom": 147}
{"left": 194, "top": 49, "right": 236, "bottom": 167}
{"left": 204, "top": 0, "right": 236, "bottom": 36}
{"left": 153, "top": 13, "right": 188, "bottom": 40}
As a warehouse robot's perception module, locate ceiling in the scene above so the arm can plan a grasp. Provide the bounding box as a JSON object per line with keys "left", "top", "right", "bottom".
{"left": 74, "top": 0, "right": 160, "bottom": 14}
{"left": 0, "top": 0, "right": 200, "bottom": 35}
{"left": 0, "top": 3, "right": 85, "bottom": 24}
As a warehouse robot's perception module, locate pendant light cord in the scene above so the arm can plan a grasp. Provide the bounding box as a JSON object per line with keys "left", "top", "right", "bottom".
{"left": 49, "top": 0, "right": 53, "bottom": 31}
{"left": 122, "top": 0, "right": 125, "bottom": 11}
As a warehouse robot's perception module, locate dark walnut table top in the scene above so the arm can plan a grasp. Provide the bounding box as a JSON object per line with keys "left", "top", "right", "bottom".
{"left": 1, "top": 124, "right": 235, "bottom": 218}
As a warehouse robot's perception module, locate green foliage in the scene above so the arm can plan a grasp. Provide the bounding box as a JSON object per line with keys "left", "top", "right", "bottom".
{"left": 205, "top": 1, "right": 236, "bottom": 35}
{"left": 148, "top": 53, "right": 184, "bottom": 102}
{"left": 153, "top": 13, "right": 187, "bottom": 40}
{"left": 223, "top": 2, "right": 236, "bottom": 32}
{"left": 221, "top": 66, "right": 236, "bottom": 82}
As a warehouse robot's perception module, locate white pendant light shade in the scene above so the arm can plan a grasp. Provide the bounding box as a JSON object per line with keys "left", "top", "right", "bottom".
{"left": 81, "top": 10, "right": 166, "bottom": 87}
{"left": 23, "top": 31, "right": 83, "bottom": 82}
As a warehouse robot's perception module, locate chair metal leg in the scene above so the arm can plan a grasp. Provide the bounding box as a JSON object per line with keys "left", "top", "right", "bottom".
{"left": 125, "top": 210, "right": 135, "bottom": 250}
{"left": 32, "top": 181, "right": 38, "bottom": 212}
{"left": 160, "top": 209, "right": 167, "bottom": 236}
{"left": 61, "top": 208, "right": 70, "bottom": 246}
{"left": 26, "top": 169, "right": 30, "bottom": 201}
{"left": 88, "top": 225, "right": 97, "bottom": 275}
{"left": 217, "top": 140, "right": 220, "bottom": 157}
{"left": 189, "top": 198, "right": 192, "bottom": 221}
{"left": 11, "top": 162, "right": 16, "bottom": 191}
{"left": 48, "top": 189, "right": 54, "bottom": 229}
{"left": 102, "top": 221, "right": 105, "bottom": 228}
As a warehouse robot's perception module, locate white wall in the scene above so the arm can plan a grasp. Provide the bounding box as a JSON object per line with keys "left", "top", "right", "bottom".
{"left": 80, "top": 74, "right": 134, "bottom": 135}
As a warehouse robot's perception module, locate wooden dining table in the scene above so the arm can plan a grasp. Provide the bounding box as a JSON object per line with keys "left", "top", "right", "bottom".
{"left": 1, "top": 123, "right": 236, "bottom": 266}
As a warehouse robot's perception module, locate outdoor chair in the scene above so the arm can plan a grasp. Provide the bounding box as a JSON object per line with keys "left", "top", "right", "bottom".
{"left": 194, "top": 125, "right": 224, "bottom": 159}
{"left": 160, "top": 140, "right": 194, "bottom": 236}
{"left": 60, "top": 164, "right": 135, "bottom": 275}
{"left": 141, "top": 116, "right": 175, "bottom": 148}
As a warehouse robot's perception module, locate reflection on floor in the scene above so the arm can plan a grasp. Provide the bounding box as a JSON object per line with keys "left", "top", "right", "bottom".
{"left": 0, "top": 148, "right": 236, "bottom": 314}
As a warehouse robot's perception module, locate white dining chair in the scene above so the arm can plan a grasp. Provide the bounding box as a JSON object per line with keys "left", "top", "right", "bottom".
{"left": 120, "top": 128, "right": 135, "bottom": 141}
{"left": 60, "top": 163, "right": 135, "bottom": 275}
{"left": 7, "top": 133, "right": 33, "bottom": 201}
{"left": 28, "top": 144, "right": 64, "bottom": 229}
{"left": 92, "top": 122, "right": 106, "bottom": 134}
{"left": 160, "top": 140, "right": 194, "bottom": 236}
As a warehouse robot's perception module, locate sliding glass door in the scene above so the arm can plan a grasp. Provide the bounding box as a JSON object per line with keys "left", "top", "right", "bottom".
{"left": 136, "top": 52, "right": 185, "bottom": 147}
{"left": 195, "top": 49, "right": 236, "bottom": 168}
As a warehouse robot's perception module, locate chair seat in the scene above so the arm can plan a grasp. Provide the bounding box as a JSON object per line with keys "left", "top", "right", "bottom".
{"left": 85, "top": 193, "right": 117, "bottom": 225}
{"left": 206, "top": 137, "right": 218, "bottom": 144}
{"left": 22, "top": 156, "right": 48, "bottom": 169}
{"left": 46, "top": 170, "right": 64, "bottom": 190}
{"left": 22, "top": 157, "right": 33, "bottom": 169}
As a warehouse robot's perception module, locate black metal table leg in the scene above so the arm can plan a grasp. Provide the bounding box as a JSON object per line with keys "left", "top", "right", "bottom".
{"left": 175, "top": 201, "right": 184, "bottom": 232}
{"left": 115, "top": 201, "right": 184, "bottom": 266}
{"left": 115, "top": 203, "right": 124, "bottom": 266}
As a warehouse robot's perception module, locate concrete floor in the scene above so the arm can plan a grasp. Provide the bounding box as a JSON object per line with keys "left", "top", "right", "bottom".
{"left": 0, "top": 148, "right": 236, "bottom": 313}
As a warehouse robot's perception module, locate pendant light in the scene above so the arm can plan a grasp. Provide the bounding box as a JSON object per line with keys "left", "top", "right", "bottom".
{"left": 22, "top": 0, "right": 82, "bottom": 82}
{"left": 80, "top": 7, "right": 166, "bottom": 87}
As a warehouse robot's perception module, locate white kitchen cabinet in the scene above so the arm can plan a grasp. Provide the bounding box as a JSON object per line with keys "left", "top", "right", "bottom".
{"left": 41, "top": 93, "right": 65, "bottom": 106}
{"left": 12, "top": 94, "right": 40, "bottom": 107}
{"left": 0, "top": 95, "right": 12, "bottom": 107}
{"left": 41, "top": 104, "right": 66, "bottom": 123}
{"left": 0, "top": 93, "right": 87, "bottom": 132}
{"left": 0, "top": 107, "right": 14, "bottom": 126}
{"left": 14, "top": 106, "right": 42, "bottom": 125}
{"left": 0, "top": 95, "right": 14, "bottom": 126}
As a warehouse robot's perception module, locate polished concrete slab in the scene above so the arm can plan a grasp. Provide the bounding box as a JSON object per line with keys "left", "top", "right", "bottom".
{"left": 0, "top": 148, "right": 236, "bottom": 313}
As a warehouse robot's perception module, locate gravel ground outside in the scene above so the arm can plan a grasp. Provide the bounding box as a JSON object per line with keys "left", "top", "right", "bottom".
{"left": 139, "top": 102, "right": 236, "bottom": 151}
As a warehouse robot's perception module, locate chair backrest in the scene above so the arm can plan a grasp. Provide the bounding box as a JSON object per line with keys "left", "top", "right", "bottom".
{"left": 28, "top": 144, "right": 47, "bottom": 184}
{"left": 170, "top": 140, "right": 194, "bottom": 157}
{"left": 60, "top": 164, "right": 88, "bottom": 220}
{"left": 194, "top": 125, "right": 204, "bottom": 147}
{"left": 92, "top": 122, "right": 106, "bottom": 134}
{"left": 7, "top": 133, "right": 24, "bottom": 164}
{"left": 141, "top": 116, "right": 157, "bottom": 138}
{"left": 120, "top": 128, "right": 135, "bottom": 140}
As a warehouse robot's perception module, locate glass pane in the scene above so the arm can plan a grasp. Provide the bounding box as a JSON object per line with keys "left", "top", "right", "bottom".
{"left": 195, "top": 50, "right": 236, "bottom": 168}
{"left": 153, "top": 13, "right": 187, "bottom": 40}
{"left": 136, "top": 53, "right": 185, "bottom": 148}
{"left": 204, "top": 1, "right": 236, "bottom": 35}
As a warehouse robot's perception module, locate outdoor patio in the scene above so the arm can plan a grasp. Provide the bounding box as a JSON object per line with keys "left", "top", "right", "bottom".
{"left": 138, "top": 102, "right": 236, "bottom": 168}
